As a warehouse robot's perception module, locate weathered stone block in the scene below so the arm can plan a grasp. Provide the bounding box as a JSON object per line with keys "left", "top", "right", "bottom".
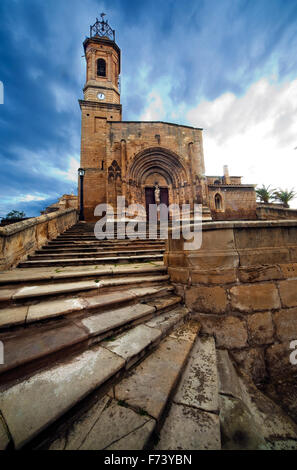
{"left": 274, "top": 308, "right": 297, "bottom": 342}
{"left": 114, "top": 322, "right": 199, "bottom": 421}
{"left": 238, "top": 265, "right": 283, "bottom": 283}
{"left": 289, "top": 247, "right": 297, "bottom": 263}
{"left": 247, "top": 312, "right": 274, "bottom": 345}
{"left": 230, "top": 283, "right": 280, "bottom": 312}
{"left": 200, "top": 228, "right": 236, "bottom": 251}
{"left": 216, "top": 350, "right": 243, "bottom": 400}
{"left": 238, "top": 248, "right": 290, "bottom": 267}
{"left": 278, "top": 279, "right": 297, "bottom": 308}
{"left": 231, "top": 348, "right": 267, "bottom": 384}
{"left": 0, "top": 346, "right": 124, "bottom": 449}
{"left": 156, "top": 403, "right": 221, "bottom": 450}
{"left": 185, "top": 251, "right": 239, "bottom": 270}
{"left": 279, "top": 263, "right": 297, "bottom": 279}
{"left": 266, "top": 342, "right": 297, "bottom": 379}
{"left": 174, "top": 336, "right": 219, "bottom": 412}
{"left": 219, "top": 395, "right": 266, "bottom": 450}
{"left": 185, "top": 286, "right": 228, "bottom": 314}
{"left": 194, "top": 314, "right": 248, "bottom": 349}
{"left": 234, "top": 226, "right": 287, "bottom": 250}
{"left": 167, "top": 253, "right": 186, "bottom": 267}
{"left": 168, "top": 267, "right": 189, "bottom": 284}
{"left": 191, "top": 268, "right": 237, "bottom": 285}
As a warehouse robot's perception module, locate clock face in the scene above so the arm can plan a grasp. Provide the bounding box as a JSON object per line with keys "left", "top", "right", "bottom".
{"left": 97, "top": 93, "right": 105, "bottom": 100}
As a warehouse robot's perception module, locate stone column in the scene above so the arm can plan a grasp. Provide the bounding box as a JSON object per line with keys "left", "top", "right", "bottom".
{"left": 188, "top": 143, "right": 198, "bottom": 205}
{"left": 120, "top": 139, "right": 127, "bottom": 200}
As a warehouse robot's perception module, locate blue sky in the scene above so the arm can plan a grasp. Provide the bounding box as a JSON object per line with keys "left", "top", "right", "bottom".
{"left": 1, "top": 0, "right": 297, "bottom": 217}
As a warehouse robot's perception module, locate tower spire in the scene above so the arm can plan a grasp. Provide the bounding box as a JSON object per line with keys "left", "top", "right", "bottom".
{"left": 90, "top": 13, "right": 115, "bottom": 41}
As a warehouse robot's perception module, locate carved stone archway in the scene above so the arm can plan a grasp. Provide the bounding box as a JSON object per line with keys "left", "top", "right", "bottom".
{"left": 126, "top": 147, "right": 191, "bottom": 208}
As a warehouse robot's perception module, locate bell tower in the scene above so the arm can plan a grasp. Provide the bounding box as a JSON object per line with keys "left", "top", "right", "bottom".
{"left": 82, "top": 14, "right": 121, "bottom": 108}
{"left": 79, "top": 14, "right": 122, "bottom": 222}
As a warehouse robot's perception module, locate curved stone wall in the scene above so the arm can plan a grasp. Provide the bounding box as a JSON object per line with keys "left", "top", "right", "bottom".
{"left": 165, "top": 220, "right": 297, "bottom": 385}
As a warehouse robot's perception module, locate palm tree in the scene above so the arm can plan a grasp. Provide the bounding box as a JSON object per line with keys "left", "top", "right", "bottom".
{"left": 255, "top": 185, "right": 276, "bottom": 204}
{"left": 272, "top": 188, "right": 297, "bottom": 208}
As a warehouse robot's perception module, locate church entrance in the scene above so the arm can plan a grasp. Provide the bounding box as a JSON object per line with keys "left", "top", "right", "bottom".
{"left": 160, "top": 188, "right": 169, "bottom": 206}
{"left": 145, "top": 187, "right": 155, "bottom": 219}
{"left": 145, "top": 186, "right": 169, "bottom": 219}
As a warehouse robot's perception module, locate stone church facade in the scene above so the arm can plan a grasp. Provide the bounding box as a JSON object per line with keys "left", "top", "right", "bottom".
{"left": 79, "top": 17, "right": 256, "bottom": 222}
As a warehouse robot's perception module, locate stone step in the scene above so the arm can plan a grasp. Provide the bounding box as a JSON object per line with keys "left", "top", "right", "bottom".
{"left": 37, "top": 318, "right": 200, "bottom": 451}
{"left": 44, "top": 243, "right": 165, "bottom": 254}
{"left": 0, "top": 275, "right": 170, "bottom": 307}
{"left": 48, "top": 237, "right": 165, "bottom": 242}
{"left": 18, "top": 254, "right": 164, "bottom": 268}
{"left": 156, "top": 336, "right": 221, "bottom": 450}
{"left": 0, "top": 309, "right": 191, "bottom": 450}
{"left": 217, "top": 350, "right": 297, "bottom": 450}
{"left": 37, "top": 245, "right": 165, "bottom": 253}
{"left": 0, "top": 296, "right": 184, "bottom": 381}
{"left": 47, "top": 238, "right": 165, "bottom": 244}
{"left": 28, "top": 249, "right": 165, "bottom": 260}
{"left": 56, "top": 232, "right": 164, "bottom": 239}
{"left": 43, "top": 245, "right": 165, "bottom": 252}
{"left": 56, "top": 233, "right": 164, "bottom": 238}
{"left": 0, "top": 284, "right": 175, "bottom": 329}
{"left": 0, "top": 264, "right": 166, "bottom": 286}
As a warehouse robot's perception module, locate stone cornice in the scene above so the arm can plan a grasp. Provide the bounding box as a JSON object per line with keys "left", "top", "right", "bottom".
{"left": 79, "top": 99, "right": 122, "bottom": 111}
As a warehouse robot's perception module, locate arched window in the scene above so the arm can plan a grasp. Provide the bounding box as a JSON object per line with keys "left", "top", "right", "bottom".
{"left": 215, "top": 193, "right": 222, "bottom": 210}
{"left": 97, "top": 58, "right": 106, "bottom": 77}
{"left": 214, "top": 179, "right": 221, "bottom": 185}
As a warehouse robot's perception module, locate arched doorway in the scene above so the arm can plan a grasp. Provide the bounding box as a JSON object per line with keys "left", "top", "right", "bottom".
{"left": 143, "top": 173, "right": 169, "bottom": 218}
{"left": 126, "top": 147, "right": 190, "bottom": 214}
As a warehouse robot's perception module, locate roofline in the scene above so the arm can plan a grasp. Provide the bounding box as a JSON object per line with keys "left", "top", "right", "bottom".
{"left": 207, "top": 175, "right": 243, "bottom": 178}
{"left": 208, "top": 184, "right": 256, "bottom": 189}
{"left": 109, "top": 121, "right": 203, "bottom": 131}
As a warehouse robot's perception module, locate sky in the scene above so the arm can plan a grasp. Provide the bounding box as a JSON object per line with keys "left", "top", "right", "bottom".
{"left": 0, "top": 0, "right": 297, "bottom": 217}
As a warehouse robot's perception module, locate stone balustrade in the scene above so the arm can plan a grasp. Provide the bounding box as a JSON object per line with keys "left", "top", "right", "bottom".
{"left": 257, "top": 205, "right": 297, "bottom": 220}
{"left": 165, "top": 219, "right": 297, "bottom": 384}
{"left": 0, "top": 208, "right": 78, "bottom": 270}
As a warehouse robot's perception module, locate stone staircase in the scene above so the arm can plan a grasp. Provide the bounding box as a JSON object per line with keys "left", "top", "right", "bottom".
{"left": 0, "top": 222, "right": 296, "bottom": 450}
{"left": 0, "top": 222, "right": 198, "bottom": 449}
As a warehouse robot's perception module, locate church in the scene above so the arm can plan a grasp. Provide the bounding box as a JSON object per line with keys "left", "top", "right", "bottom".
{"left": 79, "top": 15, "right": 256, "bottom": 222}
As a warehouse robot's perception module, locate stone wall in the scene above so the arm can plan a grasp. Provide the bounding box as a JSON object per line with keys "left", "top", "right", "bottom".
{"left": 80, "top": 118, "right": 207, "bottom": 221}
{"left": 208, "top": 186, "right": 257, "bottom": 220}
{"left": 257, "top": 204, "right": 297, "bottom": 220}
{"left": 108, "top": 122, "right": 205, "bottom": 211}
{"left": 0, "top": 209, "right": 78, "bottom": 270}
{"left": 165, "top": 220, "right": 297, "bottom": 385}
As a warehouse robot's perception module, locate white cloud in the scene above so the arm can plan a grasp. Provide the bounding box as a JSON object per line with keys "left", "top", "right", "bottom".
{"left": 65, "top": 156, "right": 80, "bottom": 183}
{"left": 186, "top": 77, "right": 297, "bottom": 207}
{"left": 140, "top": 91, "right": 166, "bottom": 121}
{"left": 17, "top": 194, "right": 47, "bottom": 202}
{"left": 51, "top": 84, "right": 77, "bottom": 113}
{"left": 139, "top": 75, "right": 187, "bottom": 122}
{"left": 52, "top": 156, "right": 79, "bottom": 183}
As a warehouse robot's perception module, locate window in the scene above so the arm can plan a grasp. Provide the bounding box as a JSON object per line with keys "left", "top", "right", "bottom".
{"left": 215, "top": 193, "right": 222, "bottom": 210}
{"left": 97, "top": 58, "right": 106, "bottom": 77}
